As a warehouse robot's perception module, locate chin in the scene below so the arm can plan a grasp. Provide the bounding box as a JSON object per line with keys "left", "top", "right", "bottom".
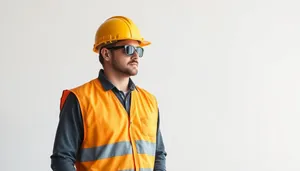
{"left": 128, "top": 70, "right": 138, "bottom": 76}
{"left": 130, "top": 71, "right": 138, "bottom": 76}
{"left": 121, "top": 68, "right": 138, "bottom": 76}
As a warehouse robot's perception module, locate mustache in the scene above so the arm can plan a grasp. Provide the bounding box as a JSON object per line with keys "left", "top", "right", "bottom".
{"left": 128, "top": 60, "right": 138, "bottom": 64}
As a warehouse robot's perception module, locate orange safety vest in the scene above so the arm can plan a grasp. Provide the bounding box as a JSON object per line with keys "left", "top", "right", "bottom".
{"left": 60, "top": 78, "right": 158, "bottom": 171}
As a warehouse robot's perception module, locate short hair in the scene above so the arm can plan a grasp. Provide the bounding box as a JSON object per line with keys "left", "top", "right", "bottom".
{"left": 98, "top": 41, "right": 120, "bottom": 65}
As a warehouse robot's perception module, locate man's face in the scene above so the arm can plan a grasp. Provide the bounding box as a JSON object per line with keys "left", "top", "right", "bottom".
{"left": 109, "top": 40, "right": 141, "bottom": 76}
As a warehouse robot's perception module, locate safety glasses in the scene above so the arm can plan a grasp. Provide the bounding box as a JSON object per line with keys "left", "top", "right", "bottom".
{"left": 107, "top": 45, "right": 144, "bottom": 57}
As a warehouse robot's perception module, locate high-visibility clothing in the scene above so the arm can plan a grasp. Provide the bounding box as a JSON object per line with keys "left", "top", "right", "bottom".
{"left": 60, "top": 78, "right": 158, "bottom": 171}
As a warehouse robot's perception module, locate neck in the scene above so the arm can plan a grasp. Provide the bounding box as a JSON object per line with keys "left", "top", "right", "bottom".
{"left": 103, "top": 68, "right": 130, "bottom": 92}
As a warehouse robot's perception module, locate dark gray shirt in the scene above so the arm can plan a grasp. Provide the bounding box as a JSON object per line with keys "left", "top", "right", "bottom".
{"left": 50, "top": 69, "right": 167, "bottom": 171}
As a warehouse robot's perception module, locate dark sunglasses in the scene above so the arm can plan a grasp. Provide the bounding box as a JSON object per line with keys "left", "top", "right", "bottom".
{"left": 107, "top": 45, "right": 144, "bottom": 57}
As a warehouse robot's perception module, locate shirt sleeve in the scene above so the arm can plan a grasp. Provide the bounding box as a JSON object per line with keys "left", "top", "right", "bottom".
{"left": 154, "top": 109, "right": 167, "bottom": 171}
{"left": 50, "top": 92, "right": 84, "bottom": 171}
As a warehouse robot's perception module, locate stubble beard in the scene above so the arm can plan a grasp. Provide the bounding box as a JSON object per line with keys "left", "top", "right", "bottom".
{"left": 111, "top": 56, "right": 138, "bottom": 76}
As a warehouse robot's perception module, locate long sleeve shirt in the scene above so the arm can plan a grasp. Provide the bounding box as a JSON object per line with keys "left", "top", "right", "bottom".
{"left": 50, "top": 69, "right": 167, "bottom": 171}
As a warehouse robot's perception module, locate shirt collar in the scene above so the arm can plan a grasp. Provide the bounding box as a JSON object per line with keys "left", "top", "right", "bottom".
{"left": 98, "top": 69, "right": 136, "bottom": 92}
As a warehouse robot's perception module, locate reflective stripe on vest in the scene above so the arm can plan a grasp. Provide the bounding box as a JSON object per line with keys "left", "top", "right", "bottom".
{"left": 119, "top": 169, "right": 154, "bottom": 171}
{"left": 78, "top": 140, "right": 156, "bottom": 162}
{"left": 60, "top": 78, "right": 158, "bottom": 171}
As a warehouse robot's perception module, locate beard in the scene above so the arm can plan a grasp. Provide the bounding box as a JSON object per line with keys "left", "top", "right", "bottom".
{"left": 111, "top": 55, "right": 138, "bottom": 76}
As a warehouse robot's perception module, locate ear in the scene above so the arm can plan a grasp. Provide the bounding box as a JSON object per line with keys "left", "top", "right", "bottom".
{"left": 100, "top": 48, "right": 111, "bottom": 62}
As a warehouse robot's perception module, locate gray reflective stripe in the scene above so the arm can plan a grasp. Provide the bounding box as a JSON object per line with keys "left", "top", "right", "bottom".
{"left": 139, "top": 168, "right": 154, "bottom": 171}
{"left": 79, "top": 141, "right": 132, "bottom": 162}
{"left": 119, "top": 169, "right": 153, "bottom": 171}
{"left": 135, "top": 140, "right": 156, "bottom": 156}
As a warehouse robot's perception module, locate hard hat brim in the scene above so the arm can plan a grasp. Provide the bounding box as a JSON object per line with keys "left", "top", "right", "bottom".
{"left": 139, "top": 40, "right": 151, "bottom": 47}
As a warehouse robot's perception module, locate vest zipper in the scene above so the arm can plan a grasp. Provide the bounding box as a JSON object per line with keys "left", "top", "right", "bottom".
{"left": 128, "top": 118, "right": 137, "bottom": 170}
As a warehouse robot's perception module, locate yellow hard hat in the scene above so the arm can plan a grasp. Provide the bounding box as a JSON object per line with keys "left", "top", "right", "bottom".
{"left": 93, "top": 16, "right": 151, "bottom": 53}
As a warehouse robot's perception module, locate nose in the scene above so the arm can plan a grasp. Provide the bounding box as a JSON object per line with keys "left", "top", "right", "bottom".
{"left": 131, "top": 51, "right": 139, "bottom": 60}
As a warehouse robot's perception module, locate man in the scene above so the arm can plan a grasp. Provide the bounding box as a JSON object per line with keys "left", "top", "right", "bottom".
{"left": 50, "top": 16, "right": 167, "bottom": 171}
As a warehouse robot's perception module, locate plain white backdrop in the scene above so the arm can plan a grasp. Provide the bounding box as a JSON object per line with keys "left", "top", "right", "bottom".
{"left": 0, "top": 0, "right": 299, "bottom": 170}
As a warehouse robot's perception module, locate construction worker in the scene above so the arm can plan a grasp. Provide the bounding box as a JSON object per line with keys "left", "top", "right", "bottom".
{"left": 50, "top": 16, "right": 167, "bottom": 171}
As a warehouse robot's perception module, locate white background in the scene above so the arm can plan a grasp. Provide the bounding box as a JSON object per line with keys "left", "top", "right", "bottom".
{"left": 1, "top": 0, "right": 300, "bottom": 170}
